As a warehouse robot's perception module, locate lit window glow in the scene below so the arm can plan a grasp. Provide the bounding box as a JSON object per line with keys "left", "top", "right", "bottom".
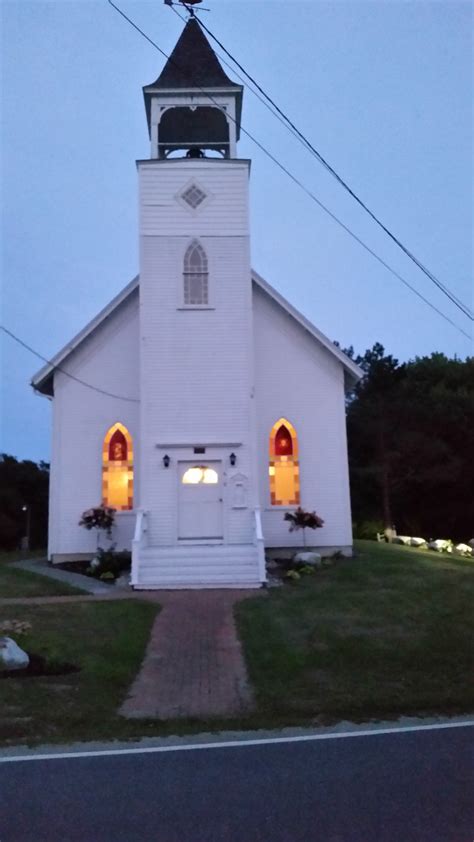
{"left": 102, "top": 423, "right": 133, "bottom": 510}
{"left": 182, "top": 466, "right": 218, "bottom": 485}
{"left": 269, "top": 418, "right": 300, "bottom": 506}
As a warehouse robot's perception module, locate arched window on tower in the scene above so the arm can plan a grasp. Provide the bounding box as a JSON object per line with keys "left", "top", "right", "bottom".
{"left": 102, "top": 423, "right": 134, "bottom": 510}
{"left": 269, "top": 418, "right": 300, "bottom": 506}
{"left": 183, "top": 240, "right": 208, "bottom": 306}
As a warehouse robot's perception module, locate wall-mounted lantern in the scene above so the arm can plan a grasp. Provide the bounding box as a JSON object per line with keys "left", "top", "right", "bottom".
{"left": 229, "top": 452, "right": 237, "bottom": 467}
{"left": 163, "top": 454, "right": 171, "bottom": 468}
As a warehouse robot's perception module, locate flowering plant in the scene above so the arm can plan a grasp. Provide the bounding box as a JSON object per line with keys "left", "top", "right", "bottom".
{"left": 284, "top": 507, "right": 324, "bottom": 546}
{"left": 0, "top": 620, "right": 32, "bottom": 636}
{"left": 79, "top": 505, "right": 116, "bottom": 538}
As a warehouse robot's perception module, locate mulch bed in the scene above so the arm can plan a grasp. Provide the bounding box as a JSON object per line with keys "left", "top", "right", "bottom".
{"left": 0, "top": 654, "right": 80, "bottom": 679}
{"left": 56, "top": 560, "right": 93, "bottom": 575}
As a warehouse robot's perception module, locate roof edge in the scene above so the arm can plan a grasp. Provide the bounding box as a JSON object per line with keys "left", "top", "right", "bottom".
{"left": 31, "top": 276, "right": 139, "bottom": 396}
{"left": 32, "top": 270, "right": 362, "bottom": 398}
{"left": 251, "top": 269, "right": 363, "bottom": 386}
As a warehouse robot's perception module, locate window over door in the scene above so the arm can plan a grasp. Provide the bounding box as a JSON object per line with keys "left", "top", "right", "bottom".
{"left": 269, "top": 418, "right": 300, "bottom": 506}
{"left": 102, "top": 423, "right": 134, "bottom": 510}
{"left": 183, "top": 240, "right": 209, "bottom": 306}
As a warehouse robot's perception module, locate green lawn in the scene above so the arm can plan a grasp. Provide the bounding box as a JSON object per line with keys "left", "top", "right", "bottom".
{"left": 0, "top": 601, "right": 159, "bottom": 746}
{"left": 0, "top": 551, "right": 85, "bottom": 598}
{"left": 236, "top": 540, "right": 474, "bottom": 723}
{"left": 1, "top": 541, "right": 472, "bottom": 748}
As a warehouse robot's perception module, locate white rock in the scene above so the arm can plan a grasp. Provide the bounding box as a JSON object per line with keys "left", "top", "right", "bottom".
{"left": 293, "top": 552, "right": 322, "bottom": 566}
{"left": 409, "top": 537, "right": 427, "bottom": 547}
{"left": 468, "top": 539, "right": 474, "bottom": 549}
{"left": 393, "top": 536, "right": 411, "bottom": 545}
{"left": 428, "top": 539, "right": 452, "bottom": 553}
{"left": 266, "top": 576, "right": 283, "bottom": 588}
{"left": 0, "top": 637, "right": 29, "bottom": 671}
{"left": 114, "top": 572, "right": 131, "bottom": 589}
{"left": 455, "top": 543, "right": 472, "bottom": 555}
{"left": 266, "top": 559, "right": 279, "bottom": 571}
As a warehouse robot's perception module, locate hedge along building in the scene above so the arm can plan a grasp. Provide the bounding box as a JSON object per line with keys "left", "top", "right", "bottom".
{"left": 32, "top": 19, "right": 362, "bottom": 589}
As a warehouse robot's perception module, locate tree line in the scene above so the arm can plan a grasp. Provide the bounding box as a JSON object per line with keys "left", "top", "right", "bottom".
{"left": 0, "top": 455, "right": 49, "bottom": 550}
{"left": 345, "top": 344, "right": 473, "bottom": 542}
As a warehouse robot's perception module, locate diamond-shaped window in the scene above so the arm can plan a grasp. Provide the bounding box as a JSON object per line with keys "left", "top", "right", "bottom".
{"left": 181, "top": 184, "right": 206, "bottom": 210}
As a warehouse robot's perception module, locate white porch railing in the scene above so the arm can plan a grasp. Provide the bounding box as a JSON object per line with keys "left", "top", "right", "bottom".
{"left": 131, "top": 509, "right": 148, "bottom": 587}
{"left": 254, "top": 506, "right": 266, "bottom": 584}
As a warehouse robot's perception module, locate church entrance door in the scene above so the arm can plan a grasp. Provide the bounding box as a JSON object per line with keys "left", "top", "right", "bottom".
{"left": 178, "top": 461, "right": 223, "bottom": 540}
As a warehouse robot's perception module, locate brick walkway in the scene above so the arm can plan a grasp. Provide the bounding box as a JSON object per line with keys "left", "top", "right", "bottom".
{"left": 120, "top": 590, "right": 259, "bottom": 720}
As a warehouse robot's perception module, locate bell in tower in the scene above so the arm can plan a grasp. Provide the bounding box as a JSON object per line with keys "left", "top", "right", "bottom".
{"left": 143, "top": 19, "right": 243, "bottom": 159}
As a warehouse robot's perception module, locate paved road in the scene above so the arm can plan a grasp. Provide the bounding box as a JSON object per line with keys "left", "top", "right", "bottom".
{"left": 1, "top": 726, "right": 472, "bottom": 841}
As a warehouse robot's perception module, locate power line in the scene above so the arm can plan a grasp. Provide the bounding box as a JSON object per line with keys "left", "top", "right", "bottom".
{"left": 195, "top": 14, "right": 473, "bottom": 322}
{"left": 1, "top": 325, "right": 140, "bottom": 403}
{"left": 170, "top": 7, "right": 310, "bottom": 158}
{"left": 107, "top": 0, "right": 472, "bottom": 342}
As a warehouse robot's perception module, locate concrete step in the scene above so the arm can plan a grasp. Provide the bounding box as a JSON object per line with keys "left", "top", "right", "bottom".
{"left": 138, "top": 565, "right": 258, "bottom": 579}
{"left": 139, "top": 544, "right": 257, "bottom": 560}
{"left": 135, "top": 571, "right": 261, "bottom": 586}
{"left": 138, "top": 556, "right": 258, "bottom": 568}
{"left": 135, "top": 542, "right": 262, "bottom": 589}
{"left": 134, "top": 581, "right": 262, "bottom": 590}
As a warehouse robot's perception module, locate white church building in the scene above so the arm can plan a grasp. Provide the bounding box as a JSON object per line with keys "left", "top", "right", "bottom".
{"left": 32, "top": 19, "right": 361, "bottom": 589}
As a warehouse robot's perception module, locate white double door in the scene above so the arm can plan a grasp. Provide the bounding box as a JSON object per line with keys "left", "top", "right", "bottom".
{"left": 178, "top": 461, "right": 223, "bottom": 540}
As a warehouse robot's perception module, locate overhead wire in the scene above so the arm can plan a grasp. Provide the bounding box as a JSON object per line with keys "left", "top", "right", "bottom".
{"left": 107, "top": 0, "right": 472, "bottom": 341}
{"left": 193, "top": 12, "right": 473, "bottom": 322}
{"left": 170, "top": 5, "right": 308, "bottom": 150}
{"left": 1, "top": 325, "right": 140, "bottom": 403}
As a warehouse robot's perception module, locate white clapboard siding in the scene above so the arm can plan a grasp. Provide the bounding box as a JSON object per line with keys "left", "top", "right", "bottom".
{"left": 138, "top": 156, "right": 258, "bottom": 552}
{"left": 48, "top": 292, "right": 140, "bottom": 559}
{"left": 44, "top": 146, "right": 356, "bottom": 576}
{"left": 139, "top": 159, "right": 250, "bottom": 237}
{"left": 253, "top": 283, "right": 353, "bottom": 550}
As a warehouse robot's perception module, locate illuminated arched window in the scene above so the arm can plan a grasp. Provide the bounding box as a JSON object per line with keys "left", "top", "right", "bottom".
{"left": 102, "top": 423, "right": 133, "bottom": 510}
{"left": 269, "top": 419, "right": 300, "bottom": 506}
{"left": 183, "top": 240, "right": 208, "bottom": 305}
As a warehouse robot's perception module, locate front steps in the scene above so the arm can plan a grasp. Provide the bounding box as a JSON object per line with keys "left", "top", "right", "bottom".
{"left": 133, "top": 543, "right": 263, "bottom": 589}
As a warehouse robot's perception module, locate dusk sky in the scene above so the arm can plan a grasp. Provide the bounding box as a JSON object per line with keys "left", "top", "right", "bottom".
{"left": 2, "top": 0, "right": 472, "bottom": 463}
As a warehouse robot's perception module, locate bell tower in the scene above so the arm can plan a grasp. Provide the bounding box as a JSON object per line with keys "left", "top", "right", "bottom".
{"left": 137, "top": 18, "right": 260, "bottom": 565}
{"left": 143, "top": 19, "right": 243, "bottom": 159}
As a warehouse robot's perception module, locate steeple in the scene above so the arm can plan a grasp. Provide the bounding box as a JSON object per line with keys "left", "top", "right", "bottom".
{"left": 143, "top": 19, "right": 243, "bottom": 159}
{"left": 150, "top": 18, "right": 236, "bottom": 90}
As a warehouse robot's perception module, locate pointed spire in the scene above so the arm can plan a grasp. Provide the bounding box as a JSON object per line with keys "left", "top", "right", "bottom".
{"left": 147, "top": 18, "right": 238, "bottom": 89}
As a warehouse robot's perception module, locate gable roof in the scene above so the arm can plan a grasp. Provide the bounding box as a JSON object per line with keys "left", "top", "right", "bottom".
{"left": 252, "top": 270, "right": 362, "bottom": 386}
{"left": 145, "top": 19, "right": 238, "bottom": 91}
{"left": 32, "top": 273, "right": 361, "bottom": 398}
{"left": 31, "top": 277, "right": 139, "bottom": 398}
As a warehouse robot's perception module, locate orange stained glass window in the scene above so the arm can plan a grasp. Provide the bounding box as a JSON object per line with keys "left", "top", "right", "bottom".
{"left": 102, "top": 423, "right": 133, "bottom": 511}
{"left": 269, "top": 418, "right": 300, "bottom": 506}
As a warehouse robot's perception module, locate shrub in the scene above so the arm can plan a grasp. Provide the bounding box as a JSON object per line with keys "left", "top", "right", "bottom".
{"left": 284, "top": 569, "right": 301, "bottom": 582}
{"left": 87, "top": 546, "right": 131, "bottom": 580}
{"left": 353, "top": 520, "right": 384, "bottom": 540}
{"left": 299, "top": 565, "right": 315, "bottom": 576}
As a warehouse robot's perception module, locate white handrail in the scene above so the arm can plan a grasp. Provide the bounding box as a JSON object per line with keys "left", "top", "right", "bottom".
{"left": 131, "top": 509, "right": 147, "bottom": 587}
{"left": 254, "top": 506, "right": 266, "bottom": 583}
